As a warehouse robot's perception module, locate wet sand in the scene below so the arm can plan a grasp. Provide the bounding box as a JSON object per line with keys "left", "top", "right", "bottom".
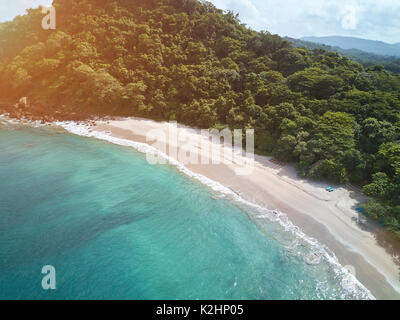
{"left": 94, "top": 117, "right": 400, "bottom": 299}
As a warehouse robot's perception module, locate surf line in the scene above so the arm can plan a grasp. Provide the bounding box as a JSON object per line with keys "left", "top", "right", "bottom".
{"left": 56, "top": 121, "right": 375, "bottom": 300}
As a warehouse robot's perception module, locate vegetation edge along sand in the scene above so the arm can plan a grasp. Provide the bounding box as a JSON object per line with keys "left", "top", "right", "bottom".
{"left": 93, "top": 117, "right": 400, "bottom": 299}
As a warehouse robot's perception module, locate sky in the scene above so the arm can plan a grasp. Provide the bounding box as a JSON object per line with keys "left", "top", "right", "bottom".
{"left": 0, "top": 0, "right": 52, "bottom": 19}
{"left": 209, "top": 0, "right": 400, "bottom": 44}
{"left": 0, "top": 0, "right": 399, "bottom": 44}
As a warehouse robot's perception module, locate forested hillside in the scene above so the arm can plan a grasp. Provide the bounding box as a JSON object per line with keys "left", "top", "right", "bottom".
{"left": 287, "top": 37, "right": 400, "bottom": 73}
{"left": 301, "top": 36, "right": 400, "bottom": 57}
{"left": 0, "top": 0, "right": 399, "bottom": 233}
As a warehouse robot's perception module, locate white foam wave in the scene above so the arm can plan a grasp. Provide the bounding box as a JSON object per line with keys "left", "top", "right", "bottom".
{"left": 55, "top": 121, "right": 375, "bottom": 300}
{"left": 0, "top": 114, "right": 47, "bottom": 128}
{"left": 5, "top": 118, "right": 373, "bottom": 300}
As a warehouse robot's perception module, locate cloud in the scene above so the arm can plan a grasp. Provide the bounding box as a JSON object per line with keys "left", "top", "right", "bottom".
{"left": 0, "top": 0, "right": 52, "bottom": 22}
{"left": 341, "top": 5, "right": 357, "bottom": 30}
{"left": 1, "top": 0, "right": 399, "bottom": 43}
{"left": 208, "top": 0, "right": 400, "bottom": 43}
{"left": 232, "top": 0, "right": 260, "bottom": 19}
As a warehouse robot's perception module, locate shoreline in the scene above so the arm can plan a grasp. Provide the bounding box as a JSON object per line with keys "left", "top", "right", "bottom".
{"left": 89, "top": 117, "right": 400, "bottom": 300}
{"left": 2, "top": 113, "right": 399, "bottom": 299}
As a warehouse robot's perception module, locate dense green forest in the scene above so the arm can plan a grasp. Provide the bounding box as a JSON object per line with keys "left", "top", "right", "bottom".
{"left": 0, "top": 0, "right": 399, "bottom": 234}
{"left": 287, "top": 37, "right": 400, "bottom": 73}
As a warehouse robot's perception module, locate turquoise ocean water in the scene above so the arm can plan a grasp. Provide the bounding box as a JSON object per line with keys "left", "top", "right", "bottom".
{"left": 0, "top": 119, "right": 372, "bottom": 300}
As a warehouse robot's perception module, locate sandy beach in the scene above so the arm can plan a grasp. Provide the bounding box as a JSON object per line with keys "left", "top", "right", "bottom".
{"left": 92, "top": 117, "right": 400, "bottom": 299}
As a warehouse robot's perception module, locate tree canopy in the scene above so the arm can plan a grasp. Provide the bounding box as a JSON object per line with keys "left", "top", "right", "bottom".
{"left": 0, "top": 0, "right": 400, "bottom": 234}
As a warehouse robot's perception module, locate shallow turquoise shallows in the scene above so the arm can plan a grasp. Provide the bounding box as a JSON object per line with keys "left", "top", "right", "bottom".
{"left": 0, "top": 121, "right": 368, "bottom": 300}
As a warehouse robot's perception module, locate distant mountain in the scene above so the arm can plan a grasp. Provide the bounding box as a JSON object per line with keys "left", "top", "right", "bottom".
{"left": 286, "top": 37, "right": 400, "bottom": 73}
{"left": 301, "top": 36, "right": 400, "bottom": 57}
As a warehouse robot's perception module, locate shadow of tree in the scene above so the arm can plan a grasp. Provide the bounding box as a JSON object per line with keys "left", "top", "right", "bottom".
{"left": 352, "top": 212, "right": 400, "bottom": 267}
